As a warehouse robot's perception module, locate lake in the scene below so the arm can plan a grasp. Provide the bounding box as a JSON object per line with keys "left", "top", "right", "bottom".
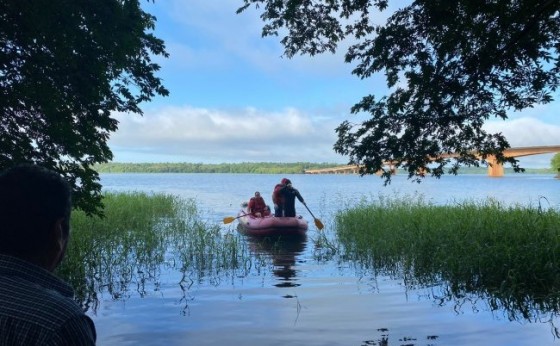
{"left": 90, "top": 173, "right": 560, "bottom": 345}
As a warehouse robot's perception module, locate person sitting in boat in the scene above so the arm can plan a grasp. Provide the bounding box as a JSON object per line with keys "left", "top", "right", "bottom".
{"left": 248, "top": 191, "right": 268, "bottom": 217}
{"left": 273, "top": 178, "right": 304, "bottom": 217}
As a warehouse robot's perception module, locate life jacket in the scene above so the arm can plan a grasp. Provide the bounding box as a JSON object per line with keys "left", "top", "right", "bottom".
{"left": 272, "top": 183, "right": 284, "bottom": 204}
{"left": 248, "top": 196, "right": 266, "bottom": 214}
{"left": 272, "top": 178, "right": 291, "bottom": 204}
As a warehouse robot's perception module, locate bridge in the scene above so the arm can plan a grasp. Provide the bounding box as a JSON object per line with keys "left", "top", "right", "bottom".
{"left": 304, "top": 145, "right": 560, "bottom": 177}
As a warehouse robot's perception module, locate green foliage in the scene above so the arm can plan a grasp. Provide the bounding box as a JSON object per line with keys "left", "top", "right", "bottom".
{"left": 239, "top": 0, "right": 560, "bottom": 182}
{"left": 552, "top": 153, "right": 560, "bottom": 171}
{"left": 335, "top": 196, "right": 560, "bottom": 320}
{"left": 95, "top": 161, "right": 341, "bottom": 174}
{"left": 57, "top": 192, "right": 252, "bottom": 312}
{"left": 0, "top": 1, "right": 169, "bottom": 215}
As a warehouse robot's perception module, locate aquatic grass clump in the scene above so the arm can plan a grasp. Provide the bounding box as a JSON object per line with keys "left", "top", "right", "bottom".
{"left": 173, "top": 221, "right": 254, "bottom": 286}
{"left": 335, "top": 196, "right": 560, "bottom": 320}
{"left": 57, "top": 192, "right": 253, "bottom": 312}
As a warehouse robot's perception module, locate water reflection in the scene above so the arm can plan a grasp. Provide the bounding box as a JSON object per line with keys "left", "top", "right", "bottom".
{"left": 337, "top": 241, "right": 560, "bottom": 337}
{"left": 58, "top": 217, "right": 263, "bottom": 314}
{"left": 58, "top": 222, "right": 308, "bottom": 314}
{"left": 244, "top": 234, "right": 308, "bottom": 290}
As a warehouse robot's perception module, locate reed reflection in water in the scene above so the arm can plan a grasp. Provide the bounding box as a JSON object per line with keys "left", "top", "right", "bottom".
{"left": 334, "top": 196, "right": 560, "bottom": 338}
{"left": 57, "top": 192, "right": 262, "bottom": 314}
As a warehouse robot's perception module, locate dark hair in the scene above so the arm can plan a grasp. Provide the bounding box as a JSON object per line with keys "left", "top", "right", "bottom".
{"left": 0, "top": 164, "right": 72, "bottom": 258}
{"left": 281, "top": 178, "right": 291, "bottom": 185}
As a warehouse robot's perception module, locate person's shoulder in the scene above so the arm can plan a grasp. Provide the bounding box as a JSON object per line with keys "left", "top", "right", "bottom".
{"left": 0, "top": 256, "right": 93, "bottom": 341}
{"left": 44, "top": 287, "right": 86, "bottom": 316}
{"left": 0, "top": 274, "right": 86, "bottom": 326}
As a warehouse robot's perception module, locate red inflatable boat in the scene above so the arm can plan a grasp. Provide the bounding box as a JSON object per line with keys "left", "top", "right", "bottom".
{"left": 236, "top": 208, "right": 308, "bottom": 236}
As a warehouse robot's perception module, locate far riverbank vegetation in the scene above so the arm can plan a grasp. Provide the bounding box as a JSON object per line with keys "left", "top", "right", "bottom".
{"left": 334, "top": 195, "right": 560, "bottom": 325}
{"left": 95, "top": 162, "right": 555, "bottom": 175}
{"left": 95, "top": 162, "right": 338, "bottom": 174}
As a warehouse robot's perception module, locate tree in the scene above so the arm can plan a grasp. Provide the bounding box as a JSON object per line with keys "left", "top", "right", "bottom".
{"left": 237, "top": 0, "right": 560, "bottom": 181}
{"left": 1, "top": 0, "right": 168, "bottom": 215}
{"left": 552, "top": 153, "right": 560, "bottom": 171}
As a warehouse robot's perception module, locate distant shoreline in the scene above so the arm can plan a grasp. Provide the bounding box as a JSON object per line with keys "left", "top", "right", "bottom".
{"left": 95, "top": 162, "right": 555, "bottom": 175}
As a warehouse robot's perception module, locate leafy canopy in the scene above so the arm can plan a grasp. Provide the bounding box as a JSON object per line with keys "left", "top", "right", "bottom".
{"left": 0, "top": 0, "right": 168, "bottom": 215}
{"left": 238, "top": 0, "right": 560, "bottom": 181}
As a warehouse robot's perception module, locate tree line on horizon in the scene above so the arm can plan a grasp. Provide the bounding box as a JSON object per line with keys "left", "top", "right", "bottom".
{"left": 95, "top": 162, "right": 341, "bottom": 174}
{"left": 95, "top": 162, "right": 556, "bottom": 175}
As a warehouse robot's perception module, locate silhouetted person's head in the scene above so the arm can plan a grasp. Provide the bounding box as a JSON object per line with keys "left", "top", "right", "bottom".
{"left": 0, "top": 164, "right": 72, "bottom": 271}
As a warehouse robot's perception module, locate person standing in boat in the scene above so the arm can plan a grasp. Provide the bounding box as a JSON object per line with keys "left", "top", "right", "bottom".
{"left": 273, "top": 178, "right": 304, "bottom": 217}
{"left": 248, "top": 191, "right": 268, "bottom": 217}
{"left": 282, "top": 180, "right": 305, "bottom": 217}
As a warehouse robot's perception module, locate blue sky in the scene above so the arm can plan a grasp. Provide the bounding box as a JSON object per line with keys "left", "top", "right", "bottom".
{"left": 107, "top": 0, "right": 560, "bottom": 168}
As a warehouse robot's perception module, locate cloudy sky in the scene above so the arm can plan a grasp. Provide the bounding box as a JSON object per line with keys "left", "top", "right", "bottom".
{"left": 108, "top": 0, "right": 560, "bottom": 168}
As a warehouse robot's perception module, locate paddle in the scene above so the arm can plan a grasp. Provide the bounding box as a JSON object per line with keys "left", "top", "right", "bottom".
{"left": 302, "top": 202, "right": 324, "bottom": 230}
{"left": 223, "top": 212, "right": 246, "bottom": 224}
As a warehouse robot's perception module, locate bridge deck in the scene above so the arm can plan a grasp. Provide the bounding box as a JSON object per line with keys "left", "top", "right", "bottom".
{"left": 304, "top": 145, "right": 560, "bottom": 176}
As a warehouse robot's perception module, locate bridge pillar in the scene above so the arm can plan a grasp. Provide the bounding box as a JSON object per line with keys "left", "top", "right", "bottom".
{"left": 487, "top": 156, "right": 504, "bottom": 177}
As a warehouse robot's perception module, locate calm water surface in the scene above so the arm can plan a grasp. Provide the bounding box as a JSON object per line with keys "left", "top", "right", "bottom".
{"left": 92, "top": 173, "right": 560, "bottom": 345}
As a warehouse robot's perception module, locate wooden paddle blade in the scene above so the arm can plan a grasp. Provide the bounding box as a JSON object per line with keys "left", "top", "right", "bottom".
{"left": 314, "top": 218, "right": 324, "bottom": 230}
{"left": 223, "top": 216, "right": 236, "bottom": 224}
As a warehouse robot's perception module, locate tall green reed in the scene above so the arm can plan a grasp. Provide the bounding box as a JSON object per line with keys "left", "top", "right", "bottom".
{"left": 57, "top": 192, "right": 251, "bottom": 312}
{"left": 335, "top": 195, "right": 560, "bottom": 322}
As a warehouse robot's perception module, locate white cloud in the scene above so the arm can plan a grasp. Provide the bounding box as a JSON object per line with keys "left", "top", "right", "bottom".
{"left": 109, "top": 106, "right": 346, "bottom": 164}
{"left": 484, "top": 117, "right": 560, "bottom": 147}
{"left": 109, "top": 108, "right": 560, "bottom": 167}
{"left": 483, "top": 118, "right": 560, "bottom": 167}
